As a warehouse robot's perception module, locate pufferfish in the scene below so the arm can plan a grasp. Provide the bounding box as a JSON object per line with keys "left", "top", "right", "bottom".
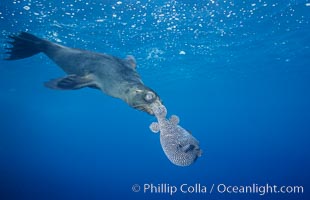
{"left": 149, "top": 104, "right": 202, "bottom": 166}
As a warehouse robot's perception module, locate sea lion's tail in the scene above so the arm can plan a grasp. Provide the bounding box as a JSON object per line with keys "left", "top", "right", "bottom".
{"left": 5, "top": 32, "right": 47, "bottom": 60}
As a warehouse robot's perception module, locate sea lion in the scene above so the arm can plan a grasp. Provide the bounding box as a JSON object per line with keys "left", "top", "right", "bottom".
{"left": 5, "top": 32, "right": 162, "bottom": 115}
{"left": 149, "top": 104, "right": 202, "bottom": 166}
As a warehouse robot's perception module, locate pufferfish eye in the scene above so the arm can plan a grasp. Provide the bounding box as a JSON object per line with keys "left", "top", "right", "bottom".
{"left": 144, "top": 91, "right": 155, "bottom": 102}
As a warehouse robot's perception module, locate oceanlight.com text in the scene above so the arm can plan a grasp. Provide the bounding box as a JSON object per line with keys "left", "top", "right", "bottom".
{"left": 216, "top": 183, "right": 304, "bottom": 196}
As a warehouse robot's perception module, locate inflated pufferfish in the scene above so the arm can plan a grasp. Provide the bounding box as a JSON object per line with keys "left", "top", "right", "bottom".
{"left": 149, "top": 104, "right": 202, "bottom": 166}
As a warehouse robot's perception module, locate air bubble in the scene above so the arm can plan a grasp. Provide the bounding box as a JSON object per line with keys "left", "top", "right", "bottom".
{"left": 179, "top": 51, "right": 186, "bottom": 55}
{"left": 23, "top": 6, "right": 30, "bottom": 11}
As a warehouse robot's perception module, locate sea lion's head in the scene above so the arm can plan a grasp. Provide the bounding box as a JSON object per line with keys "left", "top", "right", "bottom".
{"left": 127, "top": 85, "right": 162, "bottom": 115}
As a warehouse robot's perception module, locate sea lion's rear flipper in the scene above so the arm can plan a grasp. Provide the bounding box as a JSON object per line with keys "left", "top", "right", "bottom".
{"left": 5, "top": 32, "right": 47, "bottom": 60}
{"left": 44, "top": 74, "right": 97, "bottom": 90}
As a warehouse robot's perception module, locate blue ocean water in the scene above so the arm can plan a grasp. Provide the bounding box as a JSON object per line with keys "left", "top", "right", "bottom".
{"left": 0, "top": 0, "right": 310, "bottom": 199}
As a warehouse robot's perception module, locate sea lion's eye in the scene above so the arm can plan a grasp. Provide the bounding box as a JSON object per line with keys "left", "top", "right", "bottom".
{"left": 145, "top": 92, "right": 155, "bottom": 102}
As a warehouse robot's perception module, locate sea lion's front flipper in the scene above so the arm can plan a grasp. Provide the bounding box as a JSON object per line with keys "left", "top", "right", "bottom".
{"left": 45, "top": 74, "right": 97, "bottom": 90}
{"left": 125, "top": 55, "right": 137, "bottom": 69}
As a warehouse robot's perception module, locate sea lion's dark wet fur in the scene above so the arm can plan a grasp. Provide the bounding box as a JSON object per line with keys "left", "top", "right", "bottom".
{"left": 5, "top": 32, "right": 161, "bottom": 114}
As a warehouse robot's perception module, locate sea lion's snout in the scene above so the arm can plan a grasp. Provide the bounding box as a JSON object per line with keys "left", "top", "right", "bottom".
{"left": 129, "top": 86, "right": 162, "bottom": 115}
